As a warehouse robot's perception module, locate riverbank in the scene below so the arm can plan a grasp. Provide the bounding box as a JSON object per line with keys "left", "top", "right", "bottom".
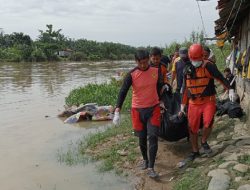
{"left": 62, "top": 78, "right": 250, "bottom": 190}
{"left": 60, "top": 109, "right": 250, "bottom": 190}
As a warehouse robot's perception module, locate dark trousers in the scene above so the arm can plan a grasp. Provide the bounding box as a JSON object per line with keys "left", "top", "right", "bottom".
{"left": 132, "top": 105, "right": 160, "bottom": 168}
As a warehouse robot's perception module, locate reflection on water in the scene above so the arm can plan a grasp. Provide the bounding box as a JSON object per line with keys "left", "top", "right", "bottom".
{"left": 0, "top": 61, "right": 133, "bottom": 96}
{"left": 0, "top": 61, "right": 134, "bottom": 190}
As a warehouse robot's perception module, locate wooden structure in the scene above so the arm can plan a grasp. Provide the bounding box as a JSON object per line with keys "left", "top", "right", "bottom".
{"left": 57, "top": 49, "right": 73, "bottom": 57}
{"left": 215, "top": 0, "right": 250, "bottom": 97}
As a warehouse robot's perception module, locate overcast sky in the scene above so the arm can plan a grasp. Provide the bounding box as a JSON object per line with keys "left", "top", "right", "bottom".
{"left": 0, "top": 0, "right": 219, "bottom": 47}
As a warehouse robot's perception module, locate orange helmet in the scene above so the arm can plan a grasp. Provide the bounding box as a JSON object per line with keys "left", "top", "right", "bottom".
{"left": 188, "top": 44, "right": 204, "bottom": 61}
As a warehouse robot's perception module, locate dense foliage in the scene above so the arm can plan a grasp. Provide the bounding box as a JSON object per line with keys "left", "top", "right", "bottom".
{"left": 65, "top": 78, "right": 132, "bottom": 112}
{"left": 0, "top": 26, "right": 231, "bottom": 66}
{"left": 0, "top": 24, "right": 136, "bottom": 62}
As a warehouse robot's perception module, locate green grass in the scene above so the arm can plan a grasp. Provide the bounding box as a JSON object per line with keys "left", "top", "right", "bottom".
{"left": 173, "top": 169, "right": 209, "bottom": 190}
{"left": 57, "top": 141, "right": 89, "bottom": 166}
{"left": 238, "top": 154, "right": 250, "bottom": 165}
{"left": 96, "top": 136, "right": 138, "bottom": 172}
{"left": 209, "top": 118, "right": 235, "bottom": 142}
{"left": 65, "top": 78, "right": 132, "bottom": 112}
{"left": 82, "top": 118, "right": 138, "bottom": 172}
{"left": 62, "top": 77, "right": 138, "bottom": 173}
{"left": 209, "top": 43, "right": 231, "bottom": 71}
{"left": 213, "top": 156, "right": 225, "bottom": 165}
{"left": 80, "top": 117, "right": 134, "bottom": 149}
{"left": 58, "top": 117, "right": 139, "bottom": 173}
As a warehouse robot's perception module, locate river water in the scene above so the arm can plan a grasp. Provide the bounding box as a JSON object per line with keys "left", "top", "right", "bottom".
{"left": 0, "top": 61, "right": 133, "bottom": 190}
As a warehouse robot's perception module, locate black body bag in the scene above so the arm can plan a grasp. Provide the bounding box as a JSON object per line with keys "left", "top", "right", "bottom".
{"left": 216, "top": 99, "right": 243, "bottom": 118}
{"left": 158, "top": 91, "right": 189, "bottom": 141}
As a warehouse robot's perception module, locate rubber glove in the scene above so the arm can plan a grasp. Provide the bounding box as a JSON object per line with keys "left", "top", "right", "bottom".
{"left": 161, "top": 83, "right": 171, "bottom": 94}
{"left": 113, "top": 111, "right": 120, "bottom": 125}
{"left": 178, "top": 104, "right": 186, "bottom": 117}
{"left": 229, "top": 89, "right": 235, "bottom": 102}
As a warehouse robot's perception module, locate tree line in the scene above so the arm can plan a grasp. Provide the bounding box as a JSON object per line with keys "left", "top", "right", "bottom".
{"left": 0, "top": 24, "right": 136, "bottom": 62}
{"left": 0, "top": 25, "right": 229, "bottom": 67}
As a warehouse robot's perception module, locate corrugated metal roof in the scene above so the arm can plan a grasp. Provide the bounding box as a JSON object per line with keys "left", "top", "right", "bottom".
{"left": 215, "top": 0, "right": 250, "bottom": 37}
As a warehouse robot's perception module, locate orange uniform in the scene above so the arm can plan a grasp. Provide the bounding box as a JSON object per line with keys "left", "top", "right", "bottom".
{"left": 116, "top": 66, "right": 162, "bottom": 131}
{"left": 116, "top": 66, "right": 161, "bottom": 109}
{"left": 182, "top": 62, "right": 230, "bottom": 133}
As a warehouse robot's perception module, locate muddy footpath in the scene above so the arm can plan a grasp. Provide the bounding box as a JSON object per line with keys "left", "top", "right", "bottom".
{"left": 88, "top": 99, "right": 250, "bottom": 190}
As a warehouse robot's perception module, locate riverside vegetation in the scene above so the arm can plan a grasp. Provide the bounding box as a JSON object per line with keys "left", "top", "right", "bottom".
{"left": 0, "top": 24, "right": 135, "bottom": 62}
{"left": 65, "top": 78, "right": 132, "bottom": 112}
{"left": 0, "top": 28, "right": 230, "bottom": 64}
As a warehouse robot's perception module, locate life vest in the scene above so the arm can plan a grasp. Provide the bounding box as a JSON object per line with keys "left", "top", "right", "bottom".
{"left": 185, "top": 61, "right": 216, "bottom": 99}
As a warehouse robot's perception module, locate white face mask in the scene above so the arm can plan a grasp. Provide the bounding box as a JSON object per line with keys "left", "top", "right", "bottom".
{"left": 191, "top": 61, "right": 202, "bottom": 68}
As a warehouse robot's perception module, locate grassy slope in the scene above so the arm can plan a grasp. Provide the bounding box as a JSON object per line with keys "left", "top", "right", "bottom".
{"left": 65, "top": 78, "right": 132, "bottom": 112}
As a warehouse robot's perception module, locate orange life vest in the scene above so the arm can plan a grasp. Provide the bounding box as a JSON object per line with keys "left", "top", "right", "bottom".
{"left": 185, "top": 63, "right": 215, "bottom": 99}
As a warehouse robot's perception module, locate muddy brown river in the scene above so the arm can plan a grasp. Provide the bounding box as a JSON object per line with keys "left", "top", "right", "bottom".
{"left": 0, "top": 61, "right": 133, "bottom": 190}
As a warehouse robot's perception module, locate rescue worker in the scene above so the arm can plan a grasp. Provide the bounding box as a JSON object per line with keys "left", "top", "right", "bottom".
{"left": 150, "top": 47, "right": 169, "bottom": 84}
{"left": 169, "top": 47, "right": 180, "bottom": 72}
{"left": 170, "top": 47, "right": 181, "bottom": 90}
{"left": 178, "top": 44, "right": 233, "bottom": 163}
{"left": 113, "top": 49, "right": 169, "bottom": 178}
{"left": 171, "top": 47, "right": 190, "bottom": 94}
{"left": 161, "top": 55, "right": 171, "bottom": 68}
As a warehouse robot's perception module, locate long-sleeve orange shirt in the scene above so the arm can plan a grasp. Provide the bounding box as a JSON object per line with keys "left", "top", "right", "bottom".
{"left": 116, "top": 66, "right": 161, "bottom": 109}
